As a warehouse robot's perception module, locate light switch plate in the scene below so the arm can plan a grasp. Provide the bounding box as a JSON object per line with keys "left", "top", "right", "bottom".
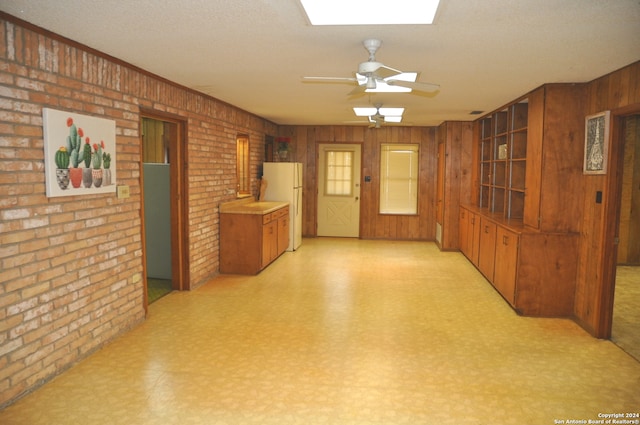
{"left": 117, "top": 185, "right": 130, "bottom": 199}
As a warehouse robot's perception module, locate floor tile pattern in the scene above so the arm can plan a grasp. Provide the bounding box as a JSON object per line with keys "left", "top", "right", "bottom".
{"left": 1, "top": 238, "right": 639, "bottom": 424}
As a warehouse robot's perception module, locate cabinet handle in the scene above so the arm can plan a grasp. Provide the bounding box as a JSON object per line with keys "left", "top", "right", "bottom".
{"left": 484, "top": 225, "right": 490, "bottom": 233}
{"left": 503, "top": 235, "right": 509, "bottom": 245}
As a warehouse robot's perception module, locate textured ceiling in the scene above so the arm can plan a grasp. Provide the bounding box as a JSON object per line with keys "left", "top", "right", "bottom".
{"left": 1, "top": 0, "right": 639, "bottom": 126}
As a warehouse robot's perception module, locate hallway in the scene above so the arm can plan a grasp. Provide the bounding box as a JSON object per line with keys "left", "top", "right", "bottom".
{"left": 1, "top": 238, "right": 638, "bottom": 424}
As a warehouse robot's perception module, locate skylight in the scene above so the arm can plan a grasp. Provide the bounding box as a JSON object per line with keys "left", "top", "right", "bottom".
{"left": 300, "top": 0, "right": 441, "bottom": 25}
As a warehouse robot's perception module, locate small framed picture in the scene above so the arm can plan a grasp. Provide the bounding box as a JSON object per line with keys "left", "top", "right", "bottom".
{"left": 583, "top": 111, "right": 610, "bottom": 175}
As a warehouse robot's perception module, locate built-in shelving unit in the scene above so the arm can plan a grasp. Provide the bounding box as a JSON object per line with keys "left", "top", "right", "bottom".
{"left": 479, "top": 101, "right": 528, "bottom": 220}
{"left": 461, "top": 84, "right": 587, "bottom": 317}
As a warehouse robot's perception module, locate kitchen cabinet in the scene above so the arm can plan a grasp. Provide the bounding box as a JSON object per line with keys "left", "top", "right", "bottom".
{"left": 276, "top": 208, "right": 290, "bottom": 254}
{"left": 220, "top": 198, "right": 289, "bottom": 274}
{"left": 261, "top": 217, "right": 278, "bottom": 268}
{"left": 261, "top": 206, "right": 290, "bottom": 268}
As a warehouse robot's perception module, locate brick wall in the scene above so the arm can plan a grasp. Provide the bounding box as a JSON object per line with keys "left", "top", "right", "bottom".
{"left": 0, "top": 17, "right": 276, "bottom": 406}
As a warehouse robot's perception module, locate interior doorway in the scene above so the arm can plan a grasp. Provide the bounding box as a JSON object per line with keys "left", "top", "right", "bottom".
{"left": 611, "top": 113, "right": 640, "bottom": 361}
{"left": 140, "top": 113, "right": 188, "bottom": 310}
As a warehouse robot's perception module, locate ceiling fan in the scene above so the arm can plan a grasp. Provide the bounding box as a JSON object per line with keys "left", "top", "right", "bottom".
{"left": 303, "top": 39, "right": 440, "bottom": 95}
{"left": 352, "top": 104, "right": 404, "bottom": 128}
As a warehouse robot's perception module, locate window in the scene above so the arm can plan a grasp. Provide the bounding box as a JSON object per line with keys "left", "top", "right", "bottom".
{"left": 379, "top": 144, "right": 419, "bottom": 214}
{"left": 324, "top": 150, "right": 353, "bottom": 196}
{"left": 236, "top": 135, "right": 250, "bottom": 196}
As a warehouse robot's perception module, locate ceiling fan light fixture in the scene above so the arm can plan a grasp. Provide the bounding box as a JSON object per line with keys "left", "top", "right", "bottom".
{"left": 355, "top": 72, "right": 417, "bottom": 93}
{"left": 366, "top": 77, "right": 377, "bottom": 89}
{"left": 353, "top": 107, "right": 405, "bottom": 117}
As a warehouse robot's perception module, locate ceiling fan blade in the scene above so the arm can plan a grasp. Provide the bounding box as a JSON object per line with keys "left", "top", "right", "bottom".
{"left": 386, "top": 79, "right": 440, "bottom": 92}
{"left": 348, "top": 84, "right": 367, "bottom": 96}
{"left": 374, "top": 64, "right": 402, "bottom": 79}
{"left": 302, "top": 76, "right": 358, "bottom": 84}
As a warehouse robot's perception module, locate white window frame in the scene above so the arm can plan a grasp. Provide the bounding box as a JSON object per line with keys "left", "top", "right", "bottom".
{"left": 379, "top": 144, "right": 419, "bottom": 215}
{"left": 324, "top": 149, "right": 354, "bottom": 197}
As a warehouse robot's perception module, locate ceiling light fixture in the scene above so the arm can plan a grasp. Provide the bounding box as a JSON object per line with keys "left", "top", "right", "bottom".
{"left": 353, "top": 107, "right": 405, "bottom": 117}
{"left": 299, "top": 0, "right": 441, "bottom": 25}
{"left": 354, "top": 107, "right": 404, "bottom": 124}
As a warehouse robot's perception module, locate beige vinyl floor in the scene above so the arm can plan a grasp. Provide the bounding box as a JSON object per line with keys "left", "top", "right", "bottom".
{"left": 612, "top": 265, "right": 640, "bottom": 362}
{"left": 1, "top": 238, "right": 639, "bottom": 425}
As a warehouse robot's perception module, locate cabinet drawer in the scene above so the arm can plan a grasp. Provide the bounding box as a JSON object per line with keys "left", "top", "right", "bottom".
{"left": 278, "top": 206, "right": 289, "bottom": 218}
{"left": 262, "top": 213, "right": 273, "bottom": 224}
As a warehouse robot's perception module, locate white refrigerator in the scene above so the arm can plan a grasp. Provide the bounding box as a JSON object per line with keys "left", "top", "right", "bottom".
{"left": 262, "top": 162, "right": 303, "bottom": 251}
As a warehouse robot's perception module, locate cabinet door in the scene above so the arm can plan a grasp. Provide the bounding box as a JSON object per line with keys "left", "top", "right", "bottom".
{"left": 494, "top": 227, "right": 518, "bottom": 305}
{"left": 459, "top": 208, "right": 469, "bottom": 257}
{"left": 478, "top": 218, "right": 497, "bottom": 280}
{"left": 469, "top": 212, "right": 481, "bottom": 266}
{"left": 262, "top": 221, "right": 277, "bottom": 267}
{"left": 278, "top": 214, "right": 289, "bottom": 254}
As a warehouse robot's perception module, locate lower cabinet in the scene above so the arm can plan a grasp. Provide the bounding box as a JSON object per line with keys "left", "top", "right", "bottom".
{"left": 459, "top": 206, "right": 578, "bottom": 316}
{"left": 277, "top": 210, "right": 289, "bottom": 254}
{"left": 261, "top": 220, "right": 278, "bottom": 269}
{"left": 261, "top": 207, "right": 289, "bottom": 269}
{"left": 221, "top": 205, "right": 289, "bottom": 274}
{"left": 478, "top": 218, "right": 497, "bottom": 281}
{"left": 493, "top": 226, "right": 518, "bottom": 306}
{"left": 459, "top": 208, "right": 481, "bottom": 266}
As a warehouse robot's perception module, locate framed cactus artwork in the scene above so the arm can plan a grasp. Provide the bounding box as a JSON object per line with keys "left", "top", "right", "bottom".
{"left": 42, "top": 108, "right": 117, "bottom": 197}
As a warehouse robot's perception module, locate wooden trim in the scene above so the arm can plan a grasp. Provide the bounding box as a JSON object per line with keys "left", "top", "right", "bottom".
{"left": 596, "top": 103, "right": 640, "bottom": 338}
{"left": 139, "top": 110, "right": 190, "bottom": 300}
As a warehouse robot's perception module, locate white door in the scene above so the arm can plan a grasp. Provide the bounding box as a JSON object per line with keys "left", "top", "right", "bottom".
{"left": 317, "top": 143, "right": 361, "bottom": 237}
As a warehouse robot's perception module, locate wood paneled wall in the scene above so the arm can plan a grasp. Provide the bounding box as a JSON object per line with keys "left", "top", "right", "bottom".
{"left": 436, "top": 121, "right": 474, "bottom": 250}
{"left": 278, "top": 125, "right": 438, "bottom": 240}
{"left": 574, "top": 61, "right": 640, "bottom": 337}
{"left": 617, "top": 115, "right": 640, "bottom": 264}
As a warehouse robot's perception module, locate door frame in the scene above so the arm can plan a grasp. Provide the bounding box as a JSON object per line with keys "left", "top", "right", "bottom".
{"left": 598, "top": 103, "right": 640, "bottom": 338}
{"left": 140, "top": 110, "right": 189, "bottom": 314}
{"left": 315, "top": 142, "right": 363, "bottom": 237}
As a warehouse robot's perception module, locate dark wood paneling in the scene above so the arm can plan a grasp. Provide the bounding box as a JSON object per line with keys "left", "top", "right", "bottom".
{"left": 437, "top": 121, "right": 473, "bottom": 250}
{"left": 523, "top": 88, "right": 544, "bottom": 228}
{"left": 538, "top": 84, "right": 587, "bottom": 233}
{"left": 574, "top": 61, "right": 640, "bottom": 337}
{"left": 278, "top": 125, "right": 438, "bottom": 240}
